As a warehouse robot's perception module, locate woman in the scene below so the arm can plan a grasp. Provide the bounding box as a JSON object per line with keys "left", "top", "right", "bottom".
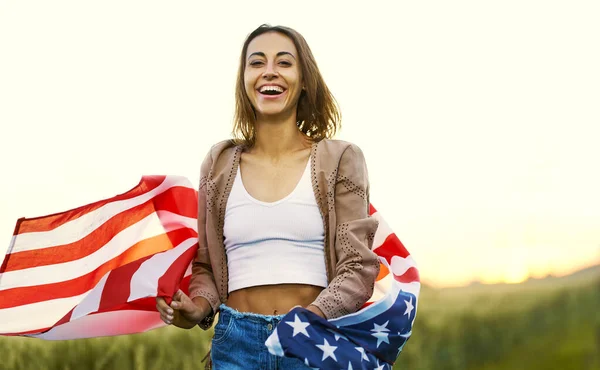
{"left": 156, "top": 24, "right": 380, "bottom": 369}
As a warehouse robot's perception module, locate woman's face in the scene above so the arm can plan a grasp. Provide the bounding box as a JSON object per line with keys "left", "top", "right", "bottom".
{"left": 244, "top": 32, "right": 302, "bottom": 120}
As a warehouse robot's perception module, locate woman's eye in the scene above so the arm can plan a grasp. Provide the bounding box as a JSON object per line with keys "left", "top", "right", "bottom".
{"left": 279, "top": 61, "right": 292, "bottom": 66}
{"left": 249, "top": 60, "right": 264, "bottom": 66}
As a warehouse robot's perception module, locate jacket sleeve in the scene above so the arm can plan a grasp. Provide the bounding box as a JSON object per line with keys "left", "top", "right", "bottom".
{"left": 187, "top": 149, "right": 221, "bottom": 316}
{"left": 311, "top": 144, "right": 380, "bottom": 319}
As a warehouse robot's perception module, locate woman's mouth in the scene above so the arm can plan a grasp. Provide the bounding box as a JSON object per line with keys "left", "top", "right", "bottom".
{"left": 257, "top": 85, "right": 286, "bottom": 99}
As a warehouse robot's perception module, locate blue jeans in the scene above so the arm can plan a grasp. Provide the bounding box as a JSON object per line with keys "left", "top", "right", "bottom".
{"left": 210, "top": 304, "right": 311, "bottom": 370}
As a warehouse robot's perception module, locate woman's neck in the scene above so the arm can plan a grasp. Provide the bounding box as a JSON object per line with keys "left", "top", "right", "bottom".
{"left": 252, "top": 112, "right": 311, "bottom": 158}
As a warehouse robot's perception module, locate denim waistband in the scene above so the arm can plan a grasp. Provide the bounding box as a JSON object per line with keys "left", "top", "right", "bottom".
{"left": 219, "top": 304, "right": 286, "bottom": 324}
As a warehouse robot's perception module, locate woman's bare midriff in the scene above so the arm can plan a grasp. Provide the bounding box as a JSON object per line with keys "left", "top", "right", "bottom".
{"left": 226, "top": 284, "right": 324, "bottom": 315}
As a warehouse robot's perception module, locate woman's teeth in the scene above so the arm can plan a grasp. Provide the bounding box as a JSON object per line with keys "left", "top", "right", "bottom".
{"left": 259, "top": 86, "right": 284, "bottom": 95}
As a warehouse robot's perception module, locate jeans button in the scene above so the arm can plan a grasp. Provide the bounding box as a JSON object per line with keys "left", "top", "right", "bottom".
{"left": 267, "top": 323, "right": 273, "bottom": 330}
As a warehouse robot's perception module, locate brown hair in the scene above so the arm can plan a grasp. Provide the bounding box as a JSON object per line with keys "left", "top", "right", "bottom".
{"left": 232, "top": 24, "right": 341, "bottom": 147}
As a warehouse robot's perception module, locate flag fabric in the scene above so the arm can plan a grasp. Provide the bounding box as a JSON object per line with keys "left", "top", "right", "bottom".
{"left": 0, "top": 175, "right": 198, "bottom": 339}
{"left": 265, "top": 205, "right": 420, "bottom": 369}
{"left": 0, "top": 175, "right": 419, "bottom": 369}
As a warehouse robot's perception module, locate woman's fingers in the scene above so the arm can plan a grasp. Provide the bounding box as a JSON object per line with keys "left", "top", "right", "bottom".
{"left": 172, "top": 290, "right": 186, "bottom": 306}
{"left": 160, "top": 312, "right": 172, "bottom": 325}
{"left": 171, "top": 290, "right": 192, "bottom": 312}
{"left": 156, "top": 297, "right": 174, "bottom": 315}
{"left": 156, "top": 292, "right": 202, "bottom": 329}
{"left": 173, "top": 290, "right": 196, "bottom": 313}
{"left": 158, "top": 292, "right": 195, "bottom": 325}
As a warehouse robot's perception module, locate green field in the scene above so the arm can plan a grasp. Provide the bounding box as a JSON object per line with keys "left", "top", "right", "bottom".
{"left": 1, "top": 266, "right": 598, "bottom": 370}
{"left": 394, "top": 265, "right": 600, "bottom": 370}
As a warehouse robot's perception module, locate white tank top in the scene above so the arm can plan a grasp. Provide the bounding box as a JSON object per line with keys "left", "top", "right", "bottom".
{"left": 223, "top": 157, "right": 327, "bottom": 293}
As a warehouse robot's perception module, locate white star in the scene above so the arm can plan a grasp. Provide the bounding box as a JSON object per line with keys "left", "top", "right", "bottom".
{"left": 347, "top": 362, "right": 354, "bottom": 370}
{"left": 396, "top": 330, "right": 412, "bottom": 357}
{"left": 316, "top": 338, "right": 338, "bottom": 362}
{"left": 374, "top": 359, "right": 387, "bottom": 370}
{"left": 399, "top": 330, "right": 412, "bottom": 339}
{"left": 326, "top": 328, "right": 349, "bottom": 341}
{"left": 404, "top": 297, "right": 414, "bottom": 317}
{"left": 372, "top": 321, "right": 390, "bottom": 333}
{"left": 370, "top": 321, "right": 390, "bottom": 348}
{"left": 285, "top": 314, "right": 310, "bottom": 337}
{"left": 372, "top": 332, "right": 390, "bottom": 348}
{"left": 354, "top": 347, "right": 370, "bottom": 362}
{"left": 304, "top": 358, "right": 319, "bottom": 370}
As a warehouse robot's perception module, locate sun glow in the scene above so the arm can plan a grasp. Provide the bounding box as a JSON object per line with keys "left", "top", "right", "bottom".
{"left": 503, "top": 265, "right": 530, "bottom": 284}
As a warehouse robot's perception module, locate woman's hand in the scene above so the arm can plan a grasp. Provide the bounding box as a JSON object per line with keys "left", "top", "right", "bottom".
{"left": 306, "top": 304, "right": 326, "bottom": 319}
{"left": 288, "top": 304, "right": 326, "bottom": 319}
{"left": 155, "top": 289, "right": 208, "bottom": 329}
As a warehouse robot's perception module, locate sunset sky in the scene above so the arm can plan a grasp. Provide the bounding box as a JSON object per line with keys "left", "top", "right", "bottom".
{"left": 1, "top": 1, "right": 598, "bottom": 288}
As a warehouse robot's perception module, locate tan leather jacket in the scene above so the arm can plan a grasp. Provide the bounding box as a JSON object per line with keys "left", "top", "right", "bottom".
{"left": 188, "top": 138, "right": 380, "bottom": 323}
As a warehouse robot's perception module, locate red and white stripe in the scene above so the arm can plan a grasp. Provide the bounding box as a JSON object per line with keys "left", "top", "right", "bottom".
{"left": 1, "top": 175, "right": 418, "bottom": 340}
{"left": 365, "top": 205, "right": 420, "bottom": 306}
{"left": 0, "top": 176, "right": 197, "bottom": 339}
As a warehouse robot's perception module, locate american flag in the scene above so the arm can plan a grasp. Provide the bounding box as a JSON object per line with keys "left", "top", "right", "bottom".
{"left": 0, "top": 175, "right": 419, "bottom": 369}
{"left": 265, "top": 205, "right": 420, "bottom": 369}
{"left": 0, "top": 175, "right": 198, "bottom": 339}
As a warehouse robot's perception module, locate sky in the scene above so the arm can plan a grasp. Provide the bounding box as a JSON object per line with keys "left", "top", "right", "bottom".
{"left": 1, "top": 1, "right": 599, "bottom": 288}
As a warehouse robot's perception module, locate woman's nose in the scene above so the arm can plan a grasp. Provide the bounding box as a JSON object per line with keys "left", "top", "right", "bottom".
{"left": 263, "top": 62, "right": 278, "bottom": 78}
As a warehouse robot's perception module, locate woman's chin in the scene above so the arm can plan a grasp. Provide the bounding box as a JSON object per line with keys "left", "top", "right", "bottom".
{"left": 255, "top": 108, "right": 293, "bottom": 120}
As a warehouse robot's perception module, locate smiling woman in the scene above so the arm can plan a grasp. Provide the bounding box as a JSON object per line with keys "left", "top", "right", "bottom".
{"left": 233, "top": 25, "right": 341, "bottom": 146}
{"left": 243, "top": 32, "right": 304, "bottom": 132}
{"left": 154, "top": 24, "right": 380, "bottom": 370}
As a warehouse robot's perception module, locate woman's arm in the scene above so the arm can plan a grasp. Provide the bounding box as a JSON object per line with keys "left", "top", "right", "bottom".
{"left": 310, "top": 143, "right": 380, "bottom": 319}
{"left": 155, "top": 149, "right": 218, "bottom": 329}
{"left": 186, "top": 149, "right": 221, "bottom": 328}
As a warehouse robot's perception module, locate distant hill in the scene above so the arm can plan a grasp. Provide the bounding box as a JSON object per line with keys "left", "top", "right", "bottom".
{"left": 443, "top": 263, "right": 600, "bottom": 293}
{"left": 417, "top": 263, "right": 600, "bottom": 322}
{"left": 556, "top": 262, "right": 600, "bottom": 282}
{"left": 419, "top": 264, "right": 600, "bottom": 295}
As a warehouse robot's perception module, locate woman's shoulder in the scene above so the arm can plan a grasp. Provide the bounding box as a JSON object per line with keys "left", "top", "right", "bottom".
{"left": 316, "top": 138, "right": 366, "bottom": 161}
{"left": 207, "top": 139, "right": 238, "bottom": 157}
{"left": 200, "top": 139, "right": 238, "bottom": 172}
{"left": 206, "top": 139, "right": 243, "bottom": 159}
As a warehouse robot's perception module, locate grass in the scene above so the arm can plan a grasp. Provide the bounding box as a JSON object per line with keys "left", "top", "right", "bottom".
{"left": 1, "top": 266, "right": 598, "bottom": 370}
{"left": 393, "top": 272, "right": 599, "bottom": 370}
{"left": 0, "top": 325, "right": 213, "bottom": 370}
